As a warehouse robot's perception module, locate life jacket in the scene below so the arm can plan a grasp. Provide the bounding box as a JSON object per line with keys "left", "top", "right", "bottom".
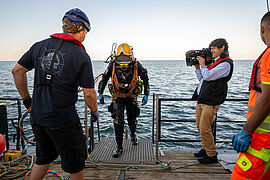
{"left": 197, "top": 57, "right": 233, "bottom": 105}
{"left": 108, "top": 60, "right": 142, "bottom": 99}
{"left": 249, "top": 46, "right": 270, "bottom": 92}
{"left": 50, "top": 33, "right": 85, "bottom": 50}
{"left": 247, "top": 46, "right": 270, "bottom": 134}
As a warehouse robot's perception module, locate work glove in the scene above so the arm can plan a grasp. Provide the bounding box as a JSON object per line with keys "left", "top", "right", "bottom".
{"left": 98, "top": 94, "right": 104, "bottom": 104}
{"left": 23, "top": 95, "right": 32, "bottom": 110}
{"left": 91, "top": 110, "right": 100, "bottom": 122}
{"left": 142, "top": 95, "right": 148, "bottom": 106}
{"left": 232, "top": 129, "right": 252, "bottom": 153}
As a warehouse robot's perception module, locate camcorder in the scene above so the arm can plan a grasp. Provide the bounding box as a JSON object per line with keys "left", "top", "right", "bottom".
{"left": 185, "top": 48, "right": 213, "bottom": 66}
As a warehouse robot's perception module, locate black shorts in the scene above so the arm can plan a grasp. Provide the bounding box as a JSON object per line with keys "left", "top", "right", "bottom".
{"left": 32, "top": 123, "right": 87, "bottom": 173}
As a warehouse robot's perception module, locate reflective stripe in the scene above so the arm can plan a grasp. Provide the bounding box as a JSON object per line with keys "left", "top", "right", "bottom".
{"left": 256, "top": 116, "right": 270, "bottom": 133}
{"left": 262, "top": 160, "right": 270, "bottom": 177}
{"left": 237, "top": 154, "right": 252, "bottom": 171}
{"left": 247, "top": 147, "right": 270, "bottom": 162}
{"left": 262, "top": 81, "right": 270, "bottom": 85}
{"left": 265, "top": 115, "right": 270, "bottom": 123}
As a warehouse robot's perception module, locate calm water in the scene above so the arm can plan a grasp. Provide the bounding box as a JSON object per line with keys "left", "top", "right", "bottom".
{"left": 0, "top": 60, "right": 252, "bottom": 150}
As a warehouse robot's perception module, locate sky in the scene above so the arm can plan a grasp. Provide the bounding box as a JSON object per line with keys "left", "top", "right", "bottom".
{"left": 0, "top": 0, "right": 268, "bottom": 61}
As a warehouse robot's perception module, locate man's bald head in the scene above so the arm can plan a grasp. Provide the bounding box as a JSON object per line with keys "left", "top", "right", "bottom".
{"left": 261, "top": 11, "right": 270, "bottom": 28}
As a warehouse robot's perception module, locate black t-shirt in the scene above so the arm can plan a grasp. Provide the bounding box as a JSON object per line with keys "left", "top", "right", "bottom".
{"left": 18, "top": 37, "right": 94, "bottom": 128}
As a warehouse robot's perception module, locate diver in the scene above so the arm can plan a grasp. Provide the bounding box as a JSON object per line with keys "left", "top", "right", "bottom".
{"left": 98, "top": 43, "right": 150, "bottom": 158}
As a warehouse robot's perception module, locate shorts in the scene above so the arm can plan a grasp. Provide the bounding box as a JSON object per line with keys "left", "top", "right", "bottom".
{"left": 32, "top": 123, "right": 87, "bottom": 173}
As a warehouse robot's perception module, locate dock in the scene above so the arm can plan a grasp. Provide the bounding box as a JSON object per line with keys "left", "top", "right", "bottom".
{"left": 0, "top": 138, "right": 234, "bottom": 180}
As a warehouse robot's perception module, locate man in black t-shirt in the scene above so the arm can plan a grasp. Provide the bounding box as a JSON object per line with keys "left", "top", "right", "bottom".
{"left": 12, "top": 8, "right": 99, "bottom": 180}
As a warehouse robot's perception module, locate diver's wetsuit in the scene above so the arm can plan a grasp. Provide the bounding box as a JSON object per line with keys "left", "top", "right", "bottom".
{"left": 98, "top": 61, "right": 149, "bottom": 149}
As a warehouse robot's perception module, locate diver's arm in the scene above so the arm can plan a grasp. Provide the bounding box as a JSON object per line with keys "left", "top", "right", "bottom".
{"left": 138, "top": 62, "right": 150, "bottom": 95}
{"left": 12, "top": 63, "right": 30, "bottom": 99}
{"left": 98, "top": 62, "right": 113, "bottom": 94}
{"left": 244, "top": 83, "right": 270, "bottom": 133}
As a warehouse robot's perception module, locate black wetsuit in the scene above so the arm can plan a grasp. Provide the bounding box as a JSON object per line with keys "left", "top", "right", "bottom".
{"left": 98, "top": 61, "right": 149, "bottom": 148}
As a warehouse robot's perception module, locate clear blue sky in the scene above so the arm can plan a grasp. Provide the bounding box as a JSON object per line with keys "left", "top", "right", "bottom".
{"left": 0, "top": 0, "right": 268, "bottom": 60}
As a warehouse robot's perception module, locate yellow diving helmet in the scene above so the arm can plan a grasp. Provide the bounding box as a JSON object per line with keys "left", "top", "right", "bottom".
{"left": 115, "top": 43, "right": 134, "bottom": 65}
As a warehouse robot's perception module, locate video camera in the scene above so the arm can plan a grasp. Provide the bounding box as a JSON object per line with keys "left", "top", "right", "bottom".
{"left": 185, "top": 48, "right": 213, "bottom": 66}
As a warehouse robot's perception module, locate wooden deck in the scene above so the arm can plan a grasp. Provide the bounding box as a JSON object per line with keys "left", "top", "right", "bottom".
{"left": 39, "top": 151, "right": 231, "bottom": 180}
{"left": 1, "top": 138, "right": 232, "bottom": 179}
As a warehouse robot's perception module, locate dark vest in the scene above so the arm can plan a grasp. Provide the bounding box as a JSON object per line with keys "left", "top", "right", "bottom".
{"left": 196, "top": 58, "right": 234, "bottom": 105}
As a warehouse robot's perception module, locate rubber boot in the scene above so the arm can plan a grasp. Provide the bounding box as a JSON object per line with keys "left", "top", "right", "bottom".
{"left": 113, "top": 123, "right": 124, "bottom": 158}
{"left": 130, "top": 125, "right": 138, "bottom": 145}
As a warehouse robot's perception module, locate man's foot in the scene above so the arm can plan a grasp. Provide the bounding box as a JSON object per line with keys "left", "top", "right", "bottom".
{"left": 112, "top": 147, "right": 123, "bottom": 158}
{"left": 197, "top": 154, "right": 218, "bottom": 164}
{"left": 131, "top": 137, "right": 138, "bottom": 145}
{"left": 194, "top": 149, "right": 206, "bottom": 157}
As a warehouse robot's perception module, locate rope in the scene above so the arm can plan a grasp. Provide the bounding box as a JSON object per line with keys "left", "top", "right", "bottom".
{"left": 0, "top": 155, "right": 34, "bottom": 179}
{"left": 78, "top": 73, "right": 103, "bottom": 93}
{"left": 18, "top": 107, "right": 36, "bottom": 145}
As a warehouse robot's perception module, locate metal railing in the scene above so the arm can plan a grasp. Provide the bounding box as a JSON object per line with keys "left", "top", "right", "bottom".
{"left": 0, "top": 97, "right": 98, "bottom": 153}
{"left": 152, "top": 93, "right": 249, "bottom": 159}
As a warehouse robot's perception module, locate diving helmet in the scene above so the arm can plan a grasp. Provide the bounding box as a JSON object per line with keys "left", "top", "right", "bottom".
{"left": 115, "top": 43, "right": 134, "bottom": 65}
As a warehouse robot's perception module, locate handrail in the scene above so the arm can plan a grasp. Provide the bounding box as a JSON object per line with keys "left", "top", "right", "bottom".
{"left": 153, "top": 93, "right": 249, "bottom": 157}
{"left": 0, "top": 97, "right": 97, "bottom": 153}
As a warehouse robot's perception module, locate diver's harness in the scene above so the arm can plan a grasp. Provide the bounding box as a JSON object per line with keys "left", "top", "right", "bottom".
{"left": 34, "top": 38, "right": 77, "bottom": 94}
{"left": 108, "top": 60, "right": 142, "bottom": 100}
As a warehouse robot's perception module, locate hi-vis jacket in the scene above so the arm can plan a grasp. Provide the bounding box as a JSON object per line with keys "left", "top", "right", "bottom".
{"left": 248, "top": 46, "right": 270, "bottom": 134}
{"left": 232, "top": 46, "right": 270, "bottom": 180}
{"left": 98, "top": 60, "right": 149, "bottom": 99}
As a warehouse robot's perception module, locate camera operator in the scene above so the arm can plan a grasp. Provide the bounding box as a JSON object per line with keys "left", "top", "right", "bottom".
{"left": 192, "top": 38, "right": 234, "bottom": 164}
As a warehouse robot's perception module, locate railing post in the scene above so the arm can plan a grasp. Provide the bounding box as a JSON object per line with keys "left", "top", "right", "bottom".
{"left": 155, "top": 94, "right": 159, "bottom": 160}
{"left": 16, "top": 99, "right": 21, "bottom": 151}
{"left": 158, "top": 99, "right": 161, "bottom": 142}
{"left": 212, "top": 115, "right": 217, "bottom": 143}
{"left": 152, "top": 93, "right": 155, "bottom": 144}
{"left": 84, "top": 102, "right": 89, "bottom": 154}
{"left": 0, "top": 103, "right": 9, "bottom": 151}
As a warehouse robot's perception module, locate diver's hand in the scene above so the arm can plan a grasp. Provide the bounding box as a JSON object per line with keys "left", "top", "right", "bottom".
{"left": 98, "top": 94, "right": 104, "bottom": 104}
{"left": 91, "top": 110, "right": 100, "bottom": 122}
{"left": 232, "top": 129, "right": 252, "bottom": 153}
{"left": 23, "top": 95, "right": 32, "bottom": 109}
{"left": 142, "top": 95, "right": 148, "bottom": 106}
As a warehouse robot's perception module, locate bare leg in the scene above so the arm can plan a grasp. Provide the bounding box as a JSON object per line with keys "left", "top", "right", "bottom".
{"left": 29, "top": 163, "right": 50, "bottom": 180}
{"left": 70, "top": 169, "right": 84, "bottom": 180}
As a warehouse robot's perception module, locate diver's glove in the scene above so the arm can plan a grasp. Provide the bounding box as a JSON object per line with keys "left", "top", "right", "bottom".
{"left": 98, "top": 94, "right": 104, "bottom": 104}
{"left": 91, "top": 110, "right": 100, "bottom": 122}
{"left": 142, "top": 95, "right": 148, "bottom": 106}
{"left": 232, "top": 129, "right": 252, "bottom": 153}
{"left": 23, "top": 95, "right": 32, "bottom": 110}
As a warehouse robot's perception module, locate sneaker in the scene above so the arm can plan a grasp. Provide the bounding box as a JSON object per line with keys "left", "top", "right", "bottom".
{"left": 112, "top": 147, "right": 123, "bottom": 158}
{"left": 194, "top": 149, "right": 206, "bottom": 157}
{"left": 131, "top": 137, "right": 138, "bottom": 145}
{"left": 197, "top": 154, "right": 218, "bottom": 164}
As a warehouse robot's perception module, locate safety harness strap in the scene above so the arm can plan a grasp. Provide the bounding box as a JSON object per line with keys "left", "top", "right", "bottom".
{"left": 44, "top": 39, "right": 63, "bottom": 85}
{"left": 34, "top": 39, "right": 77, "bottom": 94}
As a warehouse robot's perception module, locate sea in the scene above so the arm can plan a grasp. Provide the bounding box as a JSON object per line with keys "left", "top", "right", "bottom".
{"left": 0, "top": 60, "right": 253, "bottom": 151}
